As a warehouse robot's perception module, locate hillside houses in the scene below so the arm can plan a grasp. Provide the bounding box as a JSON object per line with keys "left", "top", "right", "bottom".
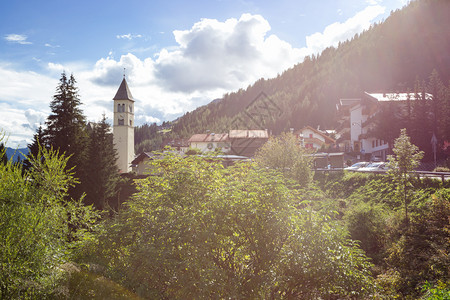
{"left": 188, "top": 133, "right": 230, "bottom": 153}
{"left": 338, "top": 92, "right": 432, "bottom": 161}
{"left": 130, "top": 91, "right": 435, "bottom": 176}
{"left": 186, "top": 130, "right": 269, "bottom": 157}
{"left": 293, "top": 126, "right": 336, "bottom": 150}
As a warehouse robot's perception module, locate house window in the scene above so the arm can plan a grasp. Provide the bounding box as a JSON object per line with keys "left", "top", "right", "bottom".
{"left": 309, "top": 133, "right": 313, "bottom": 138}
{"left": 130, "top": 120, "right": 132, "bottom": 126}
{"left": 118, "top": 118, "right": 124, "bottom": 126}
{"left": 372, "top": 141, "right": 375, "bottom": 148}
{"left": 129, "top": 105, "right": 133, "bottom": 113}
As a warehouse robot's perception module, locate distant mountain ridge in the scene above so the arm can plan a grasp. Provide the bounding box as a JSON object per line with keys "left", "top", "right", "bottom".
{"left": 168, "top": 0, "right": 450, "bottom": 138}
{"left": 5, "top": 147, "right": 29, "bottom": 162}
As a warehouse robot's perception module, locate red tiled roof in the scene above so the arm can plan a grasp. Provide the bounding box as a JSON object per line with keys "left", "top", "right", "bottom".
{"left": 188, "top": 133, "right": 229, "bottom": 143}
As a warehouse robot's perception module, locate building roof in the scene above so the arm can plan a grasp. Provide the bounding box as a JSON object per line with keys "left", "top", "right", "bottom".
{"left": 365, "top": 92, "right": 432, "bottom": 102}
{"left": 296, "top": 126, "right": 336, "bottom": 144}
{"left": 228, "top": 129, "right": 269, "bottom": 139}
{"left": 339, "top": 98, "right": 361, "bottom": 107}
{"left": 188, "top": 133, "right": 229, "bottom": 143}
{"left": 131, "top": 152, "right": 155, "bottom": 165}
{"left": 113, "top": 78, "right": 134, "bottom": 101}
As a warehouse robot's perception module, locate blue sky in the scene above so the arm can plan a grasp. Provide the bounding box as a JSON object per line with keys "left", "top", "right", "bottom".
{"left": 0, "top": 0, "right": 407, "bottom": 147}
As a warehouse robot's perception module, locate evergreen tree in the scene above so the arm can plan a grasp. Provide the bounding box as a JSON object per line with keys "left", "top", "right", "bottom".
{"left": 84, "top": 115, "right": 119, "bottom": 209}
{"left": 23, "top": 125, "right": 44, "bottom": 170}
{"left": 444, "top": 81, "right": 450, "bottom": 142}
{"left": 370, "top": 102, "right": 403, "bottom": 154}
{"left": 427, "top": 69, "right": 445, "bottom": 144}
{"left": 410, "top": 80, "right": 432, "bottom": 159}
{"left": 387, "top": 128, "right": 424, "bottom": 227}
{"left": 44, "top": 72, "right": 88, "bottom": 198}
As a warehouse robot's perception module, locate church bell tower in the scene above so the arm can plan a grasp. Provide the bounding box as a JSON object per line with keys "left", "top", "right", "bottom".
{"left": 113, "top": 76, "right": 134, "bottom": 173}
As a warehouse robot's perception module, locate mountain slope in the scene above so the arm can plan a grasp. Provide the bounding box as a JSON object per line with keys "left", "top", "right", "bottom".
{"left": 5, "top": 147, "right": 28, "bottom": 162}
{"left": 169, "top": 0, "right": 450, "bottom": 137}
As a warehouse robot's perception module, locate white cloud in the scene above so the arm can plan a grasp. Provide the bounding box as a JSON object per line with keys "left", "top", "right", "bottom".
{"left": 116, "top": 34, "right": 143, "bottom": 40}
{"left": 305, "top": 5, "right": 385, "bottom": 54}
{"left": 24, "top": 109, "right": 47, "bottom": 130}
{"left": 47, "top": 62, "right": 64, "bottom": 72}
{"left": 45, "top": 43, "right": 60, "bottom": 48}
{"left": 2, "top": 7, "right": 389, "bottom": 147}
{"left": 154, "top": 13, "right": 304, "bottom": 93}
{"left": 0, "top": 104, "right": 38, "bottom": 148}
{"left": 4, "top": 34, "right": 32, "bottom": 45}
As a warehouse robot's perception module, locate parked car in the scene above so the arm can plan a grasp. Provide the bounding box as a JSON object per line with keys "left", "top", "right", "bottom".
{"left": 357, "top": 162, "right": 388, "bottom": 172}
{"left": 344, "top": 161, "right": 370, "bottom": 171}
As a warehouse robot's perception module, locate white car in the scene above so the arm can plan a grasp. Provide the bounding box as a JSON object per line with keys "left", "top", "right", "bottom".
{"left": 344, "top": 161, "right": 370, "bottom": 171}
{"left": 357, "top": 162, "right": 388, "bottom": 172}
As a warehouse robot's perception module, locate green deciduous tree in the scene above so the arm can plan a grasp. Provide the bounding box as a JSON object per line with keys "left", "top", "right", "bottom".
{"left": 0, "top": 142, "right": 95, "bottom": 298}
{"left": 387, "top": 128, "right": 424, "bottom": 226}
{"left": 82, "top": 154, "right": 375, "bottom": 299}
{"left": 0, "top": 143, "right": 7, "bottom": 165}
{"left": 255, "top": 132, "right": 314, "bottom": 187}
{"left": 385, "top": 188, "right": 450, "bottom": 297}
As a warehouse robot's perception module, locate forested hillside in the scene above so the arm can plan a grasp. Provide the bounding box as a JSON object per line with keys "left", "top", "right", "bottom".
{"left": 165, "top": 0, "right": 450, "bottom": 138}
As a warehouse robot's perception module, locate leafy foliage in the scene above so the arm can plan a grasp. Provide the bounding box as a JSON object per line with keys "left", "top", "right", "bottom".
{"left": 385, "top": 189, "right": 450, "bottom": 297}
{"left": 387, "top": 128, "right": 424, "bottom": 225}
{"left": 81, "top": 154, "right": 375, "bottom": 299}
{"left": 255, "top": 132, "right": 314, "bottom": 187}
{"left": 316, "top": 168, "right": 449, "bottom": 298}
{"left": 0, "top": 143, "right": 96, "bottom": 298}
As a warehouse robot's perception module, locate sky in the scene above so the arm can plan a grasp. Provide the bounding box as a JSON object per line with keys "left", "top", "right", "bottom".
{"left": 0, "top": 0, "right": 407, "bottom": 148}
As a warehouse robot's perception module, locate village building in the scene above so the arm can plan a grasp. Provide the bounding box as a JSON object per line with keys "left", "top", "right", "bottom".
{"left": 338, "top": 92, "right": 432, "bottom": 161}
{"left": 228, "top": 129, "right": 269, "bottom": 157}
{"left": 293, "top": 126, "right": 336, "bottom": 150}
{"left": 131, "top": 152, "right": 157, "bottom": 175}
{"left": 161, "top": 138, "right": 190, "bottom": 153}
{"left": 188, "top": 132, "right": 230, "bottom": 153}
{"left": 112, "top": 77, "right": 135, "bottom": 173}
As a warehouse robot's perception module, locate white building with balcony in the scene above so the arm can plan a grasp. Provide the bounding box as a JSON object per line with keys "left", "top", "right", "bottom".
{"left": 340, "top": 92, "right": 431, "bottom": 161}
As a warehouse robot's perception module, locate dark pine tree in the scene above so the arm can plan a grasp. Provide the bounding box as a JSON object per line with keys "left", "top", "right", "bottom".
{"left": 411, "top": 80, "right": 433, "bottom": 160}
{"left": 44, "top": 72, "right": 88, "bottom": 198}
{"left": 23, "top": 125, "right": 45, "bottom": 171}
{"left": 427, "top": 70, "right": 445, "bottom": 144}
{"left": 85, "top": 115, "right": 119, "bottom": 210}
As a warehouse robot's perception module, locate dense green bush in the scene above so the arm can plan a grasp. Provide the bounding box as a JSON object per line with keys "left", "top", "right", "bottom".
{"left": 0, "top": 143, "right": 96, "bottom": 298}
{"left": 80, "top": 154, "right": 376, "bottom": 299}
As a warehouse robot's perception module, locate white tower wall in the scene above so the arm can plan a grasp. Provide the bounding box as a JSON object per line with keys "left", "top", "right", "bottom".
{"left": 112, "top": 78, "right": 135, "bottom": 173}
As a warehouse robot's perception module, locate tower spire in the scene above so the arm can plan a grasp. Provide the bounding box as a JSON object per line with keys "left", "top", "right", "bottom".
{"left": 113, "top": 76, "right": 135, "bottom": 173}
